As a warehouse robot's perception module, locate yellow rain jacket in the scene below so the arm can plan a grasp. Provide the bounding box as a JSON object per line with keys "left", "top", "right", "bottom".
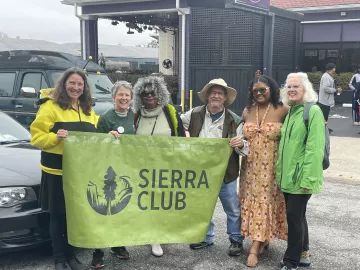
{"left": 30, "top": 88, "right": 98, "bottom": 175}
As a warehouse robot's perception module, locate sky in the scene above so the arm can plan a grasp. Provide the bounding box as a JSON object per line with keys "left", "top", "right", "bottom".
{"left": 0, "top": 0, "right": 152, "bottom": 46}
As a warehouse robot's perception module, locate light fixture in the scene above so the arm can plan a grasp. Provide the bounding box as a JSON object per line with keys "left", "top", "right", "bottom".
{"left": 340, "top": 11, "right": 347, "bottom": 16}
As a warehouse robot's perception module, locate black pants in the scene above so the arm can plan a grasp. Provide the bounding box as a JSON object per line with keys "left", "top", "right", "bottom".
{"left": 317, "top": 102, "right": 330, "bottom": 122}
{"left": 283, "top": 193, "right": 311, "bottom": 268}
{"left": 50, "top": 212, "right": 74, "bottom": 263}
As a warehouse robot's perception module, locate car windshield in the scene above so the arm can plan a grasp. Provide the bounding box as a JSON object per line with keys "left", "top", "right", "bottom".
{"left": 49, "top": 71, "right": 113, "bottom": 98}
{"left": 0, "top": 113, "right": 31, "bottom": 144}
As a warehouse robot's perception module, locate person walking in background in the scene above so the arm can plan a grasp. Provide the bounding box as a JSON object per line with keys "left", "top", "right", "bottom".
{"left": 318, "top": 63, "right": 342, "bottom": 133}
{"left": 30, "top": 68, "right": 98, "bottom": 270}
{"left": 277, "top": 72, "right": 325, "bottom": 270}
{"left": 240, "top": 75, "right": 289, "bottom": 267}
{"left": 99, "top": 53, "right": 106, "bottom": 68}
{"left": 181, "top": 78, "right": 248, "bottom": 257}
{"left": 255, "top": 70, "right": 262, "bottom": 78}
{"left": 349, "top": 67, "right": 360, "bottom": 125}
{"left": 91, "top": 81, "right": 134, "bottom": 269}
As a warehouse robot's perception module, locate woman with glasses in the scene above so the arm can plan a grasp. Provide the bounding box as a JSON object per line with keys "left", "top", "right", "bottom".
{"left": 132, "top": 75, "right": 185, "bottom": 257}
{"left": 276, "top": 73, "right": 325, "bottom": 270}
{"left": 240, "top": 75, "right": 289, "bottom": 267}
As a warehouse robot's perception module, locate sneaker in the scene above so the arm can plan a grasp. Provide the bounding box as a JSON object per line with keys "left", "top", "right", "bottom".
{"left": 91, "top": 250, "right": 105, "bottom": 269}
{"left": 189, "top": 241, "right": 214, "bottom": 250}
{"left": 55, "top": 261, "right": 71, "bottom": 270}
{"left": 280, "top": 266, "right": 298, "bottom": 270}
{"left": 110, "top": 246, "right": 130, "bottom": 259}
{"left": 151, "top": 244, "right": 163, "bottom": 257}
{"left": 299, "top": 251, "right": 311, "bottom": 267}
{"left": 228, "top": 241, "right": 243, "bottom": 256}
{"left": 67, "top": 256, "right": 87, "bottom": 270}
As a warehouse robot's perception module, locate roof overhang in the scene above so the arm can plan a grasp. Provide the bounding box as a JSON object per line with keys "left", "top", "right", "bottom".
{"left": 287, "top": 4, "right": 360, "bottom": 13}
{"left": 61, "top": 0, "right": 160, "bottom": 6}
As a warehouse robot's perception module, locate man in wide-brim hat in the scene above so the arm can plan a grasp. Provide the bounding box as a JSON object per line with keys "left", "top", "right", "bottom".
{"left": 181, "top": 78, "right": 248, "bottom": 256}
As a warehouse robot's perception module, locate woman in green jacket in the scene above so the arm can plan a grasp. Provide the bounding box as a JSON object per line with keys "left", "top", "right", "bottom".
{"left": 276, "top": 72, "right": 325, "bottom": 270}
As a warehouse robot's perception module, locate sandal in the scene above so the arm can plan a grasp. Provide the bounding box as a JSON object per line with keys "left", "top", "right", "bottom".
{"left": 246, "top": 252, "right": 258, "bottom": 268}
{"left": 259, "top": 240, "right": 269, "bottom": 254}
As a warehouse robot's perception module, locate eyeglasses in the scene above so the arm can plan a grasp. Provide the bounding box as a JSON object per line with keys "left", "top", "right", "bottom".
{"left": 287, "top": 85, "right": 301, "bottom": 90}
{"left": 252, "top": 87, "right": 269, "bottom": 94}
{"left": 141, "top": 91, "right": 156, "bottom": 97}
{"left": 209, "top": 91, "right": 225, "bottom": 97}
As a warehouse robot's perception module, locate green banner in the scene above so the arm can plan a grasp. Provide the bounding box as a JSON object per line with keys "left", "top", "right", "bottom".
{"left": 63, "top": 132, "right": 232, "bottom": 248}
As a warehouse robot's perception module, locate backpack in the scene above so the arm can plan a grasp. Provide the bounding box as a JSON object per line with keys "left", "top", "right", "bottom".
{"left": 303, "top": 103, "right": 330, "bottom": 170}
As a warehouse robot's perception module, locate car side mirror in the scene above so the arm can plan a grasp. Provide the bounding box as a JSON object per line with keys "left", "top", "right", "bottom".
{"left": 92, "top": 97, "right": 97, "bottom": 107}
{"left": 20, "top": 87, "right": 37, "bottom": 98}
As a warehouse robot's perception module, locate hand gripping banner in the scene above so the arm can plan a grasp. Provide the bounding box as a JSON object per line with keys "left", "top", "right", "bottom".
{"left": 63, "top": 132, "right": 232, "bottom": 248}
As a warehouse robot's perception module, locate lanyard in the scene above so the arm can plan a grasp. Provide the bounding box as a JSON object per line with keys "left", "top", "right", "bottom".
{"left": 135, "top": 115, "right": 159, "bottom": 136}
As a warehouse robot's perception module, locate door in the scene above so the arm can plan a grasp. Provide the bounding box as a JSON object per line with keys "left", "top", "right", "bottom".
{"left": 14, "top": 71, "right": 50, "bottom": 128}
{"left": 0, "top": 71, "right": 17, "bottom": 119}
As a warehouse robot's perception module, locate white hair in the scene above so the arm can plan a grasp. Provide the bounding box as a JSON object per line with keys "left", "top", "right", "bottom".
{"left": 282, "top": 72, "right": 318, "bottom": 105}
{"left": 111, "top": 81, "right": 133, "bottom": 97}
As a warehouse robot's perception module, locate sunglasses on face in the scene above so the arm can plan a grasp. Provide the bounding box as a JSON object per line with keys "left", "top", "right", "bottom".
{"left": 140, "top": 91, "right": 156, "bottom": 97}
{"left": 252, "top": 87, "right": 269, "bottom": 94}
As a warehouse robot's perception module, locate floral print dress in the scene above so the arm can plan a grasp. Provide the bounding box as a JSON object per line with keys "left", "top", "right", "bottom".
{"left": 239, "top": 105, "right": 288, "bottom": 242}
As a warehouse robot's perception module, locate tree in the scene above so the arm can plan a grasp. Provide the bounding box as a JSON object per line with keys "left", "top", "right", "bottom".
{"left": 0, "top": 32, "right": 8, "bottom": 39}
{"left": 103, "top": 166, "right": 118, "bottom": 215}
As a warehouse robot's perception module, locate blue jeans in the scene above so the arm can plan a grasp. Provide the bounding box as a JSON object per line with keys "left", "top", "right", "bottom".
{"left": 205, "top": 180, "right": 243, "bottom": 244}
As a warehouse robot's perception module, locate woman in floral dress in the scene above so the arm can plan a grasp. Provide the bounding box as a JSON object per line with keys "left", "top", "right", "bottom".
{"left": 240, "top": 75, "right": 289, "bottom": 267}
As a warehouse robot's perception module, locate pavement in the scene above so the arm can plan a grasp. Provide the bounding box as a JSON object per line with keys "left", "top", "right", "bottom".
{"left": 0, "top": 106, "right": 359, "bottom": 270}
{"left": 327, "top": 105, "right": 360, "bottom": 138}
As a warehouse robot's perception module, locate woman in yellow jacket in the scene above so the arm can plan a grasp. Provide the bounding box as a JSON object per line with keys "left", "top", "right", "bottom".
{"left": 30, "top": 67, "right": 98, "bottom": 270}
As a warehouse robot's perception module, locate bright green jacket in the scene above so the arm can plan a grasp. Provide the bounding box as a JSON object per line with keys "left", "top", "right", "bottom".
{"left": 276, "top": 104, "right": 325, "bottom": 194}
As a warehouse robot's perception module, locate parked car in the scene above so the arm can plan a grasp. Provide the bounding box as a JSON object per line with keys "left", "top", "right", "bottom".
{"left": 0, "top": 50, "right": 114, "bottom": 128}
{"left": 0, "top": 111, "right": 50, "bottom": 253}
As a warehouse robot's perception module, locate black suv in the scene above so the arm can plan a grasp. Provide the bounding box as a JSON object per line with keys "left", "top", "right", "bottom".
{"left": 0, "top": 50, "right": 114, "bottom": 128}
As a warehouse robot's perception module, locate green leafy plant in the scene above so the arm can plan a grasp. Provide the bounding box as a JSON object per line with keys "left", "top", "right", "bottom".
{"left": 307, "top": 72, "right": 353, "bottom": 91}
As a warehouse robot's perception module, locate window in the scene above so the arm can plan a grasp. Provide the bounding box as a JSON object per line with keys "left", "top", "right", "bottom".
{"left": 0, "top": 72, "right": 16, "bottom": 97}
{"left": 21, "top": 73, "right": 49, "bottom": 94}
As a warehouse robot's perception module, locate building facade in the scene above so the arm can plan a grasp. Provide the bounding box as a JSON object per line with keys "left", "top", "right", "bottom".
{"left": 61, "top": 0, "right": 302, "bottom": 114}
{"left": 272, "top": 0, "right": 360, "bottom": 73}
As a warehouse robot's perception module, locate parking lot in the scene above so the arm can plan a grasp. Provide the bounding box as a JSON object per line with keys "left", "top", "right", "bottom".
{"left": 0, "top": 107, "right": 359, "bottom": 270}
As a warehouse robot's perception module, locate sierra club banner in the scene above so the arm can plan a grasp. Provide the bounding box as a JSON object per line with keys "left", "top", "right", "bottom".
{"left": 62, "top": 132, "right": 232, "bottom": 248}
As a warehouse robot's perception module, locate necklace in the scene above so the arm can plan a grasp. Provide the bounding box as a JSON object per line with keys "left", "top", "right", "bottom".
{"left": 256, "top": 103, "right": 271, "bottom": 133}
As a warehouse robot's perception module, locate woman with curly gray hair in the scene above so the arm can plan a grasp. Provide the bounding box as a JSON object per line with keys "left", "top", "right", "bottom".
{"left": 133, "top": 76, "right": 185, "bottom": 138}
{"left": 133, "top": 75, "right": 185, "bottom": 257}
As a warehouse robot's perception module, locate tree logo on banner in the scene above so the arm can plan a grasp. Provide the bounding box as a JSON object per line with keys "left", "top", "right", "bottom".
{"left": 87, "top": 166, "right": 132, "bottom": 215}
{"left": 162, "top": 59, "right": 172, "bottom": 69}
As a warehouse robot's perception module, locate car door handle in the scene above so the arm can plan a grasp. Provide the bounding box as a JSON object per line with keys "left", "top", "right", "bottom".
{"left": 15, "top": 104, "right": 23, "bottom": 108}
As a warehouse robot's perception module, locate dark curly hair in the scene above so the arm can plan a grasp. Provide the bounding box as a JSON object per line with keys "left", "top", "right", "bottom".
{"left": 246, "top": 75, "right": 282, "bottom": 112}
{"left": 53, "top": 67, "right": 92, "bottom": 116}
